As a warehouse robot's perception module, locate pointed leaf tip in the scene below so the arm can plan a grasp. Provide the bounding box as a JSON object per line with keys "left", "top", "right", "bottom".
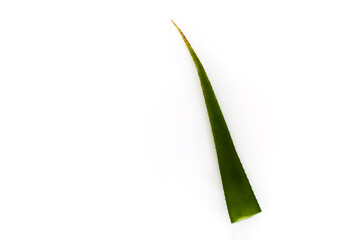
{"left": 172, "top": 22, "right": 261, "bottom": 224}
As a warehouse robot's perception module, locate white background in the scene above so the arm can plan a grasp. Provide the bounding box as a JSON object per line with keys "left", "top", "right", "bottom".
{"left": 1, "top": 0, "right": 360, "bottom": 239}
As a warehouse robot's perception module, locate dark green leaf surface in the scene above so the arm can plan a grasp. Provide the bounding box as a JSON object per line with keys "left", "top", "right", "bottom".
{"left": 172, "top": 21, "right": 261, "bottom": 223}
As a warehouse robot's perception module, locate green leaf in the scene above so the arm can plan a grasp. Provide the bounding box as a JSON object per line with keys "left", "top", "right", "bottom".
{"left": 172, "top": 20, "right": 261, "bottom": 223}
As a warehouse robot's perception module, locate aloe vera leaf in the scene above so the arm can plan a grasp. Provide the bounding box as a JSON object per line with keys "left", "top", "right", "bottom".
{"left": 172, "top": 20, "right": 261, "bottom": 223}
